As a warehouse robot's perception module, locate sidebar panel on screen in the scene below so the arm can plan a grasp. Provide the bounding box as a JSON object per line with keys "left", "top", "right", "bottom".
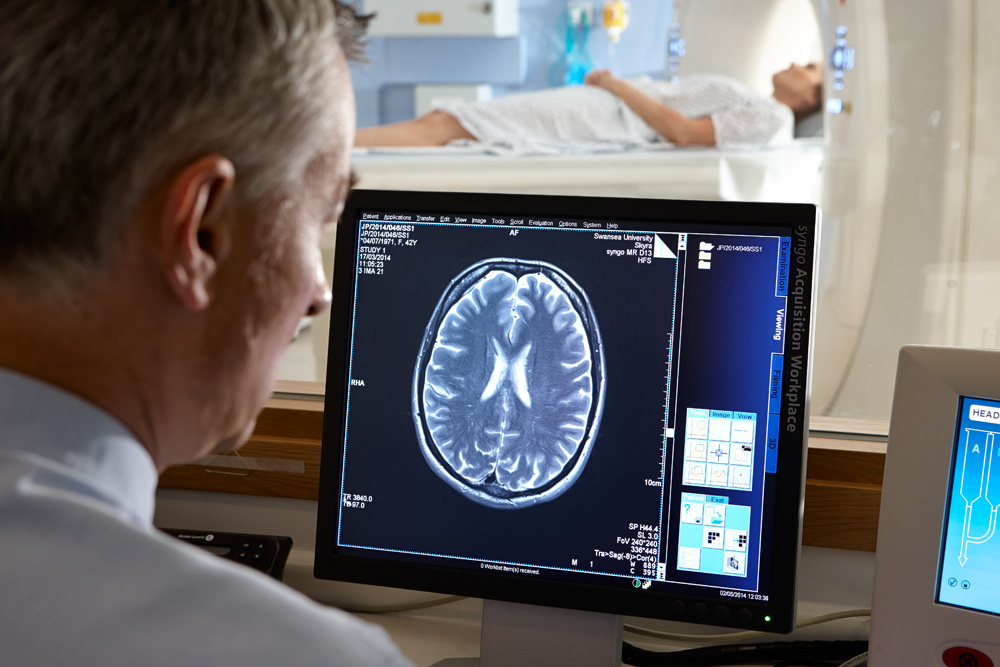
{"left": 663, "top": 233, "right": 791, "bottom": 597}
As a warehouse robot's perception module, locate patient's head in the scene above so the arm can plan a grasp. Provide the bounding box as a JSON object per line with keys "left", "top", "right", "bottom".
{"left": 773, "top": 62, "right": 824, "bottom": 120}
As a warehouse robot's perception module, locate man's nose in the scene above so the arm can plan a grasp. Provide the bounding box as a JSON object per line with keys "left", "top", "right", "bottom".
{"left": 306, "top": 261, "right": 332, "bottom": 317}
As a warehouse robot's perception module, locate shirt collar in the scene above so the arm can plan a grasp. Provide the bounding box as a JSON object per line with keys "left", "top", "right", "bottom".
{"left": 0, "top": 367, "right": 158, "bottom": 525}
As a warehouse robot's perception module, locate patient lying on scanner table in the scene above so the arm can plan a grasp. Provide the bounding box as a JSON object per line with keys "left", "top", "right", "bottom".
{"left": 355, "top": 63, "right": 823, "bottom": 155}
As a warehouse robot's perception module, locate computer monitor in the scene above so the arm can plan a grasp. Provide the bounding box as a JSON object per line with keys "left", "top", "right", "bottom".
{"left": 869, "top": 346, "right": 1000, "bottom": 666}
{"left": 315, "top": 190, "right": 819, "bottom": 665}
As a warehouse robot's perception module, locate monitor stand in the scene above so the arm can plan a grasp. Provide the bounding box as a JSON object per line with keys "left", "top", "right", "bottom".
{"left": 433, "top": 599, "right": 623, "bottom": 667}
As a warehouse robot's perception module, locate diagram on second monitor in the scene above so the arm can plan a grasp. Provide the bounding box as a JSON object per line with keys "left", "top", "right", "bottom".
{"left": 957, "top": 429, "right": 999, "bottom": 566}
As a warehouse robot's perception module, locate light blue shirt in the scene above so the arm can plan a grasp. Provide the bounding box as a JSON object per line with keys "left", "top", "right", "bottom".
{"left": 0, "top": 368, "right": 411, "bottom": 667}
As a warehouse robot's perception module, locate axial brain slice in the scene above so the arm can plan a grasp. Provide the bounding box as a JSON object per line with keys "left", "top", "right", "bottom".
{"left": 422, "top": 266, "right": 595, "bottom": 500}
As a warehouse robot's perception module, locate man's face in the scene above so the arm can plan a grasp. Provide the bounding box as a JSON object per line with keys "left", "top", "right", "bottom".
{"left": 200, "top": 63, "right": 355, "bottom": 456}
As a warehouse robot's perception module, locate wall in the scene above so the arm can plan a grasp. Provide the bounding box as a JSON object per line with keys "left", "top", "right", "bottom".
{"left": 351, "top": 0, "right": 674, "bottom": 127}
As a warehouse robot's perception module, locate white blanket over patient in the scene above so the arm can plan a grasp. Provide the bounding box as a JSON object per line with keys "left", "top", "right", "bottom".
{"left": 446, "top": 74, "right": 794, "bottom": 156}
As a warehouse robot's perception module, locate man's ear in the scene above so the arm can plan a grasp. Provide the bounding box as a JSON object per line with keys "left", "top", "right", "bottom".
{"left": 160, "top": 155, "right": 236, "bottom": 312}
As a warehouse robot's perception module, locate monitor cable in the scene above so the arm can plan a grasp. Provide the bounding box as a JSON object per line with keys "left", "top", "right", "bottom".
{"left": 834, "top": 652, "right": 867, "bottom": 667}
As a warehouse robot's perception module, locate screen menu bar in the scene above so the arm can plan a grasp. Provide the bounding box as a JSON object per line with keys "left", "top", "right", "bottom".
{"left": 360, "top": 211, "right": 660, "bottom": 234}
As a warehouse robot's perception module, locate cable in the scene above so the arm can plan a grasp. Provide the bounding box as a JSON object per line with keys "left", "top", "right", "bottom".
{"left": 624, "top": 609, "right": 871, "bottom": 643}
{"left": 835, "top": 652, "right": 867, "bottom": 667}
{"left": 621, "top": 639, "right": 869, "bottom": 667}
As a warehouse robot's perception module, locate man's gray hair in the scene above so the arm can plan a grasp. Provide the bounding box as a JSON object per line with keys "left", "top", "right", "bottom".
{"left": 0, "top": 0, "right": 368, "bottom": 284}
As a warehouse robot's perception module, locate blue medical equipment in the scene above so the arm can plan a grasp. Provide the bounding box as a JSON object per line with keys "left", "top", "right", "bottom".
{"left": 564, "top": 2, "right": 594, "bottom": 85}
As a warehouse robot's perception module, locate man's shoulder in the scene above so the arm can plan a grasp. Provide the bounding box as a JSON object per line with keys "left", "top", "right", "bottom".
{"left": 140, "top": 539, "right": 410, "bottom": 665}
{"left": 0, "top": 501, "right": 409, "bottom": 667}
{"left": 99, "top": 530, "right": 411, "bottom": 665}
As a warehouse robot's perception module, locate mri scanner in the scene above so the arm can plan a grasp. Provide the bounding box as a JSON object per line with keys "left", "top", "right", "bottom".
{"left": 678, "top": 0, "right": 998, "bottom": 421}
{"left": 342, "top": 0, "right": 1000, "bottom": 421}
{"left": 807, "top": 0, "right": 999, "bottom": 418}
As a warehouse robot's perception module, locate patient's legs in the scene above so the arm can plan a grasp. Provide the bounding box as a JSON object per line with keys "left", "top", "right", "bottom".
{"left": 354, "top": 109, "right": 477, "bottom": 147}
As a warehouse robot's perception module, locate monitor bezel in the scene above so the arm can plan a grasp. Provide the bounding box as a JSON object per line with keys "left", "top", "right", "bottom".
{"left": 314, "top": 190, "right": 819, "bottom": 633}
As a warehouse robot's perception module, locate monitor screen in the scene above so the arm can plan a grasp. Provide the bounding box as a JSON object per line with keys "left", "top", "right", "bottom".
{"left": 315, "top": 190, "right": 818, "bottom": 638}
{"left": 937, "top": 396, "right": 1000, "bottom": 616}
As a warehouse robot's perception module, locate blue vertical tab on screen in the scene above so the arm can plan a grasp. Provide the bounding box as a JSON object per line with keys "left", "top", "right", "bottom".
{"left": 766, "top": 413, "right": 780, "bottom": 473}
{"left": 768, "top": 354, "right": 783, "bottom": 417}
{"left": 776, "top": 237, "right": 791, "bottom": 296}
{"left": 766, "top": 354, "right": 782, "bottom": 473}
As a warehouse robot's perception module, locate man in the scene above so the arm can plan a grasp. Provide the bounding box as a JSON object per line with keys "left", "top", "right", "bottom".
{"left": 0, "top": 2, "right": 409, "bottom": 665}
{"left": 354, "top": 63, "right": 823, "bottom": 154}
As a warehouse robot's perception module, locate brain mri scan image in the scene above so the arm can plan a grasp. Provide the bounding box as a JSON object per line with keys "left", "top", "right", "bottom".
{"left": 412, "top": 258, "right": 606, "bottom": 508}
